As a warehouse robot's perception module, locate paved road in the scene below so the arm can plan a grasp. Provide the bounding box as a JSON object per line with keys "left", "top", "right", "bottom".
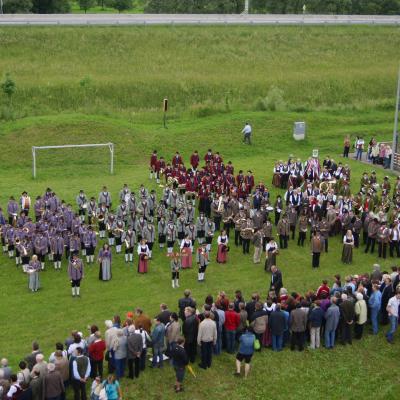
{"left": 1, "top": 14, "right": 400, "bottom": 26}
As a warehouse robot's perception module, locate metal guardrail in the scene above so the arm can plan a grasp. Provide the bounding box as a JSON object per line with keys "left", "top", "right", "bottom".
{"left": 1, "top": 14, "right": 400, "bottom": 26}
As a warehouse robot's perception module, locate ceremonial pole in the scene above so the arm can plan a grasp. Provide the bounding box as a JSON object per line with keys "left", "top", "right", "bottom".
{"left": 390, "top": 66, "right": 400, "bottom": 171}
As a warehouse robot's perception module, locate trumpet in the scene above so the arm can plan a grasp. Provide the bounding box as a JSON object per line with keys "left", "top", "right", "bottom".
{"left": 98, "top": 214, "right": 104, "bottom": 222}
{"left": 15, "top": 237, "right": 21, "bottom": 245}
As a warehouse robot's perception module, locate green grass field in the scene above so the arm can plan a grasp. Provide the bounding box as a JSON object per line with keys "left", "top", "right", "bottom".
{"left": 0, "top": 25, "right": 400, "bottom": 400}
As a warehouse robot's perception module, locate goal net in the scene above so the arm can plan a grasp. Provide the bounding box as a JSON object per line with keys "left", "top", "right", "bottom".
{"left": 31, "top": 143, "right": 115, "bottom": 178}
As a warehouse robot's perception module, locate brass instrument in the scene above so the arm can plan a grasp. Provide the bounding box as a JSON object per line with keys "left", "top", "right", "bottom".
{"left": 167, "top": 176, "right": 178, "bottom": 187}
{"left": 15, "top": 237, "right": 21, "bottom": 245}
{"left": 217, "top": 196, "right": 224, "bottom": 213}
{"left": 97, "top": 214, "right": 104, "bottom": 222}
{"left": 222, "top": 215, "right": 233, "bottom": 224}
{"left": 319, "top": 180, "right": 337, "bottom": 193}
{"left": 113, "top": 227, "right": 124, "bottom": 235}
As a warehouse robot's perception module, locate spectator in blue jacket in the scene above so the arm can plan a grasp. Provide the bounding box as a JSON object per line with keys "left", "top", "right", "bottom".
{"left": 151, "top": 318, "right": 165, "bottom": 368}
{"left": 308, "top": 300, "right": 324, "bottom": 349}
{"left": 324, "top": 297, "right": 340, "bottom": 349}
{"left": 234, "top": 327, "right": 255, "bottom": 379}
{"left": 368, "top": 283, "right": 382, "bottom": 335}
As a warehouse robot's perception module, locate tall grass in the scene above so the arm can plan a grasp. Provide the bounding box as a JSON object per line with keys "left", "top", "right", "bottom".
{"left": 0, "top": 25, "right": 399, "bottom": 119}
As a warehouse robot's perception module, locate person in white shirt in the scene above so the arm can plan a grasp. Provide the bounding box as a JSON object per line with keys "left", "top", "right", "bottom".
{"left": 355, "top": 136, "right": 365, "bottom": 161}
{"left": 20, "top": 191, "right": 31, "bottom": 216}
{"left": 386, "top": 288, "right": 400, "bottom": 343}
{"left": 72, "top": 347, "right": 91, "bottom": 400}
{"left": 242, "top": 122, "right": 252, "bottom": 145}
{"left": 6, "top": 375, "right": 21, "bottom": 399}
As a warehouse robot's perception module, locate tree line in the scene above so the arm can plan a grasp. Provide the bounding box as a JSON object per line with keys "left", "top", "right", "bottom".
{"left": 250, "top": 0, "right": 400, "bottom": 14}
{"left": 2, "top": 0, "right": 400, "bottom": 15}
{"left": 2, "top": 0, "right": 136, "bottom": 14}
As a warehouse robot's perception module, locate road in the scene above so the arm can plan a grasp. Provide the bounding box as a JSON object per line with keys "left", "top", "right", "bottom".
{"left": 0, "top": 14, "right": 400, "bottom": 26}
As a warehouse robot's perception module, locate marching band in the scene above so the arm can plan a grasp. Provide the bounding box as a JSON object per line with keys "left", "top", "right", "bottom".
{"left": 1, "top": 147, "right": 399, "bottom": 296}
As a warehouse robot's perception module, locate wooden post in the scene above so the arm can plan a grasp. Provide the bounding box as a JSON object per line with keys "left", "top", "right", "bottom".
{"left": 163, "top": 98, "right": 168, "bottom": 129}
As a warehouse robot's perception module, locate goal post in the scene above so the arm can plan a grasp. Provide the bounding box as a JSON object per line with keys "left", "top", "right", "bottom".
{"left": 32, "top": 143, "right": 115, "bottom": 178}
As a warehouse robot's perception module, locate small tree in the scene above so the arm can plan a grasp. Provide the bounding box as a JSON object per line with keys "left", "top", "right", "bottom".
{"left": 1, "top": 73, "right": 16, "bottom": 106}
{"left": 3, "top": 0, "right": 33, "bottom": 13}
{"left": 110, "top": 0, "right": 133, "bottom": 13}
{"left": 79, "top": 0, "right": 96, "bottom": 13}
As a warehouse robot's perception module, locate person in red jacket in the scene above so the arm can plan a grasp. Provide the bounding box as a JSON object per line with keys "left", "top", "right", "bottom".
{"left": 316, "top": 280, "right": 330, "bottom": 299}
{"left": 155, "top": 156, "right": 165, "bottom": 184}
{"left": 150, "top": 150, "right": 158, "bottom": 180}
{"left": 224, "top": 303, "right": 240, "bottom": 354}
{"left": 88, "top": 331, "right": 106, "bottom": 379}
{"left": 225, "top": 161, "right": 234, "bottom": 176}
{"left": 245, "top": 171, "right": 255, "bottom": 194}
{"left": 204, "top": 149, "right": 213, "bottom": 163}
{"left": 236, "top": 170, "right": 244, "bottom": 187}
{"left": 190, "top": 151, "right": 200, "bottom": 171}
{"left": 172, "top": 152, "right": 183, "bottom": 168}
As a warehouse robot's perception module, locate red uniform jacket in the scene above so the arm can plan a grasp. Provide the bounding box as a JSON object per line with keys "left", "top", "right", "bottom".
{"left": 190, "top": 153, "right": 200, "bottom": 169}
{"left": 172, "top": 155, "right": 183, "bottom": 167}
{"left": 150, "top": 154, "right": 157, "bottom": 168}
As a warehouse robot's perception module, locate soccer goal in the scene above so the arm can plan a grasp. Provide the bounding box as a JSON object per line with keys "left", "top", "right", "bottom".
{"left": 31, "top": 143, "right": 115, "bottom": 178}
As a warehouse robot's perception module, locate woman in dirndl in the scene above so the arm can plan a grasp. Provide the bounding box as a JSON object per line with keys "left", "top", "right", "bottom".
{"left": 98, "top": 243, "right": 112, "bottom": 281}
{"left": 272, "top": 162, "right": 281, "bottom": 188}
{"left": 216, "top": 230, "right": 229, "bottom": 264}
{"left": 28, "top": 254, "right": 41, "bottom": 292}
{"left": 341, "top": 229, "right": 354, "bottom": 264}
{"left": 137, "top": 239, "right": 150, "bottom": 274}
{"left": 180, "top": 235, "right": 193, "bottom": 269}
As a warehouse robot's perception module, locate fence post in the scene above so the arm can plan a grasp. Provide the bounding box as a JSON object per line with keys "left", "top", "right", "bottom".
{"left": 32, "top": 147, "right": 36, "bottom": 179}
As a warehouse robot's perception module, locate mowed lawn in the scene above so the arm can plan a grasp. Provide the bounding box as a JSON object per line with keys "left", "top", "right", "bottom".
{"left": 0, "top": 25, "right": 399, "bottom": 399}
{"left": 0, "top": 110, "right": 399, "bottom": 400}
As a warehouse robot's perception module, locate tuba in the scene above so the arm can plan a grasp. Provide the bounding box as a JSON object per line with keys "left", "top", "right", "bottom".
{"left": 319, "top": 181, "right": 329, "bottom": 193}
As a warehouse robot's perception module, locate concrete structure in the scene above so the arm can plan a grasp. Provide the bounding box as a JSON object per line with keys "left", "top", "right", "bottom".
{"left": 293, "top": 122, "right": 306, "bottom": 141}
